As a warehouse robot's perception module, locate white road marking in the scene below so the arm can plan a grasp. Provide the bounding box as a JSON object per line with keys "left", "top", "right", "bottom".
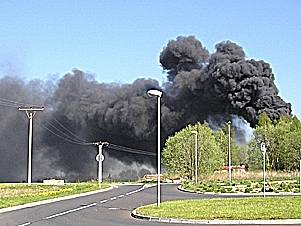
{"left": 125, "top": 187, "right": 144, "bottom": 196}
{"left": 16, "top": 186, "right": 146, "bottom": 225}
{"left": 45, "top": 203, "right": 97, "bottom": 220}
{"left": 108, "top": 207, "right": 120, "bottom": 210}
{"left": 17, "top": 223, "right": 31, "bottom": 226}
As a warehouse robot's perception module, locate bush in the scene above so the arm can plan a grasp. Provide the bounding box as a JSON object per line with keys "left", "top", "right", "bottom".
{"left": 245, "top": 187, "right": 252, "bottom": 193}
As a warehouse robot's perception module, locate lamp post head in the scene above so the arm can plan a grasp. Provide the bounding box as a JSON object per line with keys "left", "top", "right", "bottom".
{"left": 228, "top": 121, "right": 231, "bottom": 125}
{"left": 191, "top": 131, "right": 197, "bottom": 134}
{"left": 147, "top": 89, "right": 162, "bottom": 98}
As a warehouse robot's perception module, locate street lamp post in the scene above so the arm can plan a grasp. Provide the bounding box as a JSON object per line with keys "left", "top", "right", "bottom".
{"left": 299, "top": 149, "right": 301, "bottom": 193}
{"left": 191, "top": 131, "right": 198, "bottom": 184}
{"left": 147, "top": 89, "right": 162, "bottom": 207}
{"left": 261, "top": 142, "right": 267, "bottom": 198}
{"left": 227, "top": 121, "right": 232, "bottom": 182}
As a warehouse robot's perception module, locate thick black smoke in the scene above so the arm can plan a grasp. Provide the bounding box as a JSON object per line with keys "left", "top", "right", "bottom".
{"left": 161, "top": 37, "right": 291, "bottom": 127}
{"left": 0, "top": 77, "right": 53, "bottom": 182}
{"left": 0, "top": 36, "right": 291, "bottom": 182}
{"left": 160, "top": 36, "right": 209, "bottom": 81}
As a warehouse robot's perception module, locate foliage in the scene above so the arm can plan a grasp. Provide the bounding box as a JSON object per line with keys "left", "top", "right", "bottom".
{"left": 163, "top": 114, "right": 301, "bottom": 175}
{"left": 137, "top": 196, "right": 301, "bottom": 220}
{"left": 162, "top": 123, "right": 224, "bottom": 179}
{"left": 250, "top": 114, "right": 301, "bottom": 171}
{"left": 181, "top": 179, "right": 300, "bottom": 194}
{"left": 214, "top": 124, "right": 248, "bottom": 167}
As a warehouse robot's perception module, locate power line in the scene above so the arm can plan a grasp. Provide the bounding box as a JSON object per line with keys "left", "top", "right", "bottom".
{"left": 41, "top": 124, "right": 92, "bottom": 146}
{"left": 0, "top": 96, "right": 37, "bottom": 109}
{"left": 41, "top": 122, "right": 155, "bottom": 156}
{"left": 108, "top": 143, "right": 156, "bottom": 156}
{"left": 44, "top": 119, "right": 89, "bottom": 144}
{"left": 1, "top": 97, "right": 154, "bottom": 157}
{"left": 51, "top": 116, "right": 89, "bottom": 143}
{"left": 0, "top": 97, "right": 30, "bottom": 106}
{"left": 0, "top": 101, "right": 19, "bottom": 108}
{"left": 35, "top": 110, "right": 155, "bottom": 156}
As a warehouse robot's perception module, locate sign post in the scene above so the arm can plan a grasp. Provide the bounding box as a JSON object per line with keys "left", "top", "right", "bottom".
{"left": 97, "top": 143, "right": 104, "bottom": 186}
{"left": 93, "top": 141, "right": 108, "bottom": 187}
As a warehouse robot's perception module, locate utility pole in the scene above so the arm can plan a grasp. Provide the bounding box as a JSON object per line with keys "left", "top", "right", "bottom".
{"left": 19, "top": 106, "right": 44, "bottom": 185}
{"left": 93, "top": 141, "right": 108, "bottom": 187}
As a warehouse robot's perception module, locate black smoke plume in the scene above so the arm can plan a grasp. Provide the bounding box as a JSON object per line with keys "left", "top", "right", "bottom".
{"left": 161, "top": 37, "right": 291, "bottom": 127}
{"left": 0, "top": 36, "right": 291, "bottom": 182}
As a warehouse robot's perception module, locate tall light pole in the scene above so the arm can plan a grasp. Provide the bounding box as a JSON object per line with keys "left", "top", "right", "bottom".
{"left": 227, "top": 121, "right": 232, "bottom": 182}
{"left": 261, "top": 142, "right": 267, "bottom": 198}
{"left": 191, "top": 131, "right": 198, "bottom": 184}
{"left": 19, "top": 106, "right": 44, "bottom": 185}
{"left": 299, "top": 149, "right": 301, "bottom": 193}
{"left": 147, "top": 89, "right": 162, "bottom": 207}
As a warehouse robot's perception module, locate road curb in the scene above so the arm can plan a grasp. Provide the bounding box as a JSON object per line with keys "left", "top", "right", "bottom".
{"left": 0, "top": 185, "right": 115, "bottom": 214}
{"left": 131, "top": 208, "right": 301, "bottom": 225}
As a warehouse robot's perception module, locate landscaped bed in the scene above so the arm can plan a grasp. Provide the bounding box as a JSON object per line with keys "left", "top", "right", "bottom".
{"left": 181, "top": 180, "right": 300, "bottom": 193}
{"left": 137, "top": 196, "right": 301, "bottom": 220}
{"left": 0, "top": 182, "right": 110, "bottom": 209}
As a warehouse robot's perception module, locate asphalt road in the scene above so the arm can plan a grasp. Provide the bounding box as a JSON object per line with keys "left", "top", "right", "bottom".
{"left": 0, "top": 184, "right": 297, "bottom": 226}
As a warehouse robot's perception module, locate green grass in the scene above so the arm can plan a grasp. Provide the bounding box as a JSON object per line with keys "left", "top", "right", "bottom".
{"left": 0, "top": 182, "right": 110, "bottom": 209}
{"left": 137, "top": 197, "right": 301, "bottom": 220}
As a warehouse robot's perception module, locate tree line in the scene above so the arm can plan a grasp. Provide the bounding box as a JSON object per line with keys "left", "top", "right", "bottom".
{"left": 162, "top": 114, "right": 301, "bottom": 178}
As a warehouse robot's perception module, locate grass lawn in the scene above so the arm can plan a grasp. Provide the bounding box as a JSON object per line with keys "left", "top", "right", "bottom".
{"left": 0, "top": 182, "right": 110, "bottom": 209}
{"left": 137, "top": 196, "right": 301, "bottom": 220}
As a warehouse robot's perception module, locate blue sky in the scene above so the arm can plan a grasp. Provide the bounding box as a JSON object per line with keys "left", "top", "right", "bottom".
{"left": 0, "top": 0, "right": 300, "bottom": 117}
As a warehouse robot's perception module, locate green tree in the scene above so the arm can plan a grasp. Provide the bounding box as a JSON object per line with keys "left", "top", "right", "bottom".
{"left": 250, "top": 114, "right": 301, "bottom": 171}
{"left": 214, "top": 123, "right": 247, "bottom": 167}
{"left": 246, "top": 139, "right": 262, "bottom": 170}
{"left": 162, "top": 123, "right": 224, "bottom": 179}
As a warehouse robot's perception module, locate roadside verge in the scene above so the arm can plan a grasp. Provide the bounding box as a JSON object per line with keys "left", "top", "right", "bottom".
{"left": 0, "top": 185, "right": 114, "bottom": 214}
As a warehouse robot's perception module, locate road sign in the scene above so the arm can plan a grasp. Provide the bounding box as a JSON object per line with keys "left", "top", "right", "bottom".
{"left": 260, "top": 142, "right": 266, "bottom": 152}
{"left": 96, "top": 154, "right": 104, "bottom": 162}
